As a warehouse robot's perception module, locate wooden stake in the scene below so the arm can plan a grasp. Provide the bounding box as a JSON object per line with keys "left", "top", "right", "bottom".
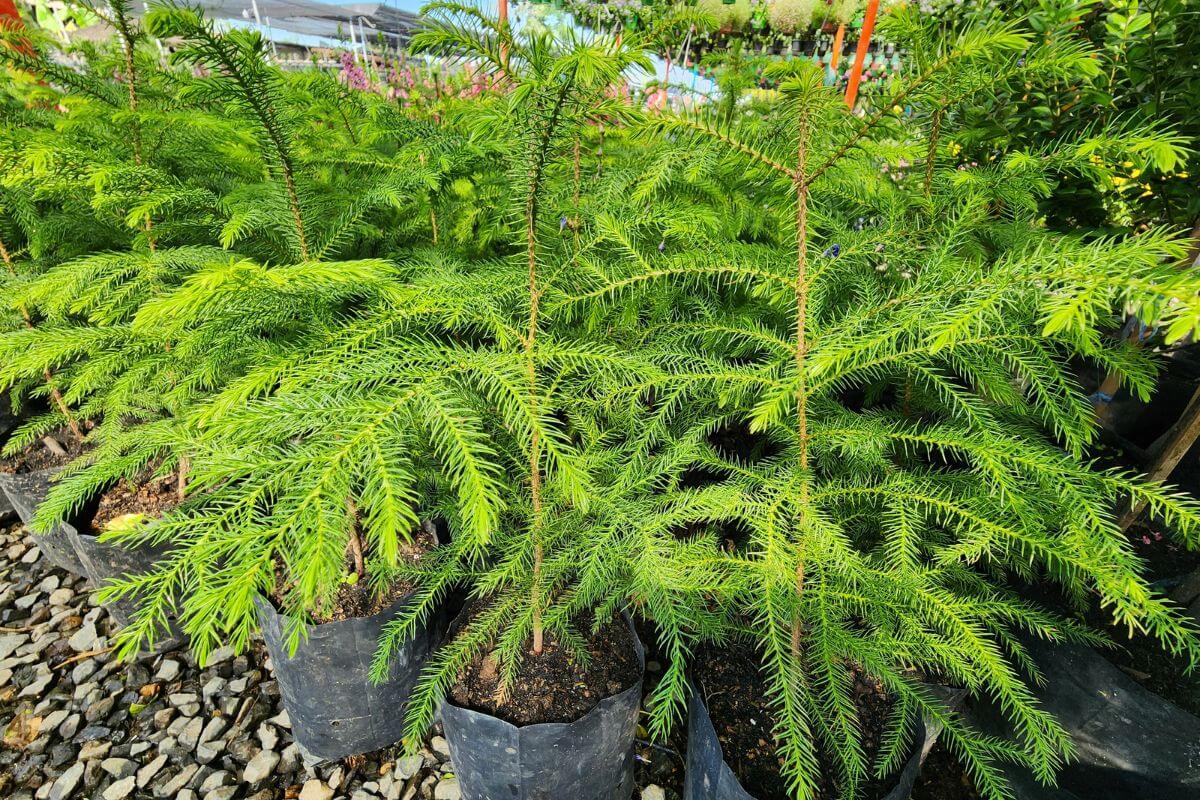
{"left": 844, "top": 0, "right": 880, "bottom": 110}
{"left": 1119, "top": 383, "right": 1200, "bottom": 530}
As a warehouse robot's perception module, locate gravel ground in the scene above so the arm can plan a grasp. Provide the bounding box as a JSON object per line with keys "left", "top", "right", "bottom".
{"left": 0, "top": 518, "right": 677, "bottom": 800}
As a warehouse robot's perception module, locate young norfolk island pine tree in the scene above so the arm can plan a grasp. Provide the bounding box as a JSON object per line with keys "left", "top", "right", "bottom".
{"left": 561, "top": 12, "right": 1200, "bottom": 800}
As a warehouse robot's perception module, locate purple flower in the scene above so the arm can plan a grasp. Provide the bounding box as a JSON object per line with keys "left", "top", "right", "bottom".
{"left": 823, "top": 244, "right": 841, "bottom": 258}
{"left": 560, "top": 215, "right": 568, "bottom": 231}
{"left": 658, "top": 240, "right": 666, "bottom": 253}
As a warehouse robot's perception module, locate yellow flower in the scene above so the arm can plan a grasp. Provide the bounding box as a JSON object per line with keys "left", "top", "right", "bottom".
{"left": 1130, "top": 168, "right": 1142, "bottom": 178}
{"left": 1122, "top": 160, "right": 1133, "bottom": 168}
{"left": 1112, "top": 176, "right": 1127, "bottom": 186}
{"left": 1179, "top": 172, "right": 1190, "bottom": 178}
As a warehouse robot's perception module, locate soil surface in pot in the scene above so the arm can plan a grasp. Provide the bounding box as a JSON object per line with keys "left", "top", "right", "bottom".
{"left": 910, "top": 741, "right": 981, "bottom": 800}
{"left": 694, "top": 640, "right": 896, "bottom": 800}
{"left": 90, "top": 471, "right": 182, "bottom": 534}
{"left": 271, "top": 527, "right": 437, "bottom": 624}
{"left": 450, "top": 605, "right": 641, "bottom": 726}
{"left": 1086, "top": 522, "right": 1200, "bottom": 716}
{"left": 0, "top": 434, "right": 87, "bottom": 474}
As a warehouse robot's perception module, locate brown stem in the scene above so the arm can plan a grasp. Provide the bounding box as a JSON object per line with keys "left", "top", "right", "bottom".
{"left": 113, "top": 1, "right": 157, "bottom": 252}
{"left": 346, "top": 497, "right": 366, "bottom": 579}
{"left": 283, "top": 166, "right": 309, "bottom": 261}
{"left": 0, "top": 236, "right": 83, "bottom": 440}
{"left": 923, "top": 107, "right": 942, "bottom": 198}
{"left": 176, "top": 455, "right": 189, "bottom": 502}
{"left": 527, "top": 183, "right": 545, "bottom": 657}
{"left": 522, "top": 83, "right": 570, "bottom": 657}
{"left": 790, "top": 107, "right": 811, "bottom": 658}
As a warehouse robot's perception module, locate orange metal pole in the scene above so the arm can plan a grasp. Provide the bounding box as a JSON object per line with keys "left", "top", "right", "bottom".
{"left": 830, "top": 23, "right": 845, "bottom": 70}
{"left": 843, "top": 0, "right": 880, "bottom": 109}
{"left": 498, "top": 0, "right": 508, "bottom": 66}
{"left": 0, "top": 0, "right": 22, "bottom": 30}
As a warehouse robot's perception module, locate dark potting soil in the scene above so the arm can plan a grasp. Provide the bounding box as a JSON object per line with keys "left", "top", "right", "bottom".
{"left": 694, "top": 641, "right": 896, "bottom": 800}
{"left": 450, "top": 606, "right": 641, "bottom": 726}
{"left": 910, "top": 741, "right": 981, "bottom": 800}
{"left": 90, "top": 471, "right": 182, "bottom": 534}
{"left": 308, "top": 527, "right": 437, "bottom": 624}
{"left": 267, "top": 528, "right": 437, "bottom": 624}
{"left": 0, "top": 434, "right": 87, "bottom": 475}
{"left": 1086, "top": 525, "right": 1200, "bottom": 716}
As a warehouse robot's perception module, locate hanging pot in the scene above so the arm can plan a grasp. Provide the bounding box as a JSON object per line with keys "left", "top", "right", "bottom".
{"left": 256, "top": 586, "right": 441, "bottom": 763}
{"left": 439, "top": 614, "right": 645, "bottom": 800}
{"left": 0, "top": 467, "right": 88, "bottom": 576}
{"left": 683, "top": 683, "right": 932, "bottom": 800}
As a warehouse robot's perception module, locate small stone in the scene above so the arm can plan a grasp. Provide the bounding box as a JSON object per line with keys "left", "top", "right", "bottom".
{"left": 137, "top": 754, "right": 168, "bottom": 787}
{"left": 256, "top": 723, "right": 278, "bottom": 751}
{"left": 205, "top": 646, "right": 235, "bottom": 666}
{"left": 102, "top": 775, "right": 136, "bottom": 800}
{"left": 641, "top": 787, "right": 666, "bottom": 800}
{"left": 154, "top": 764, "right": 199, "bottom": 798}
{"left": 21, "top": 546, "right": 39, "bottom": 563}
{"left": 78, "top": 740, "right": 111, "bottom": 760}
{"left": 101, "top": 758, "right": 136, "bottom": 779}
{"left": 206, "top": 789, "right": 238, "bottom": 800}
{"left": 395, "top": 755, "right": 423, "bottom": 779}
{"left": 167, "top": 692, "right": 198, "bottom": 707}
{"left": 49, "top": 588, "right": 73, "bottom": 606}
{"left": 243, "top": 749, "right": 280, "bottom": 784}
{"left": 129, "top": 741, "right": 152, "bottom": 757}
{"left": 269, "top": 708, "right": 291, "bottom": 728}
{"left": 77, "top": 724, "right": 111, "bottom": 741}
{"left": 57, "top": 713, "right": 81, "bottom": 739}
{"left": 433, "top": 777, "right": 462, "bottom": 800}
{"left": 429, "top": 736, "right": 451, "bottom": 759}
{"left": 155, "top": 660, "right": 181, "bottom": 682}
{"left": 67, "top": 623, "right": 97, "bottom": 652}
{"left": 198, "top": 770, "right": 232, "bottom": 793}
{"left": 85, "top": 695, "right": 115, "bottom": 723}
{"left": 195, "top": 741, "right": 222, "bottom": 764}
{"left": 199, "top": 716, "right": 227, "bottom": 744}
{"left": 70, "top": 660, "right": 98, "bottom": 685}
{"left": 178, "top": 716, "right": 203, "bottom": 751}
{"left": 19, "top": 672, "right": 53, "bottom": 698}
{"left": 48, "top": 761, "right": 85, "bottom": 800}
{"left": 299, "top": 779, "right": 335, "bottom": 800}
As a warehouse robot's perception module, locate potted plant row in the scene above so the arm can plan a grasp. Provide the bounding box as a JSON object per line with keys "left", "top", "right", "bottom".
{"left": 5, "top": 3, "right": 1200, "bottom": 800}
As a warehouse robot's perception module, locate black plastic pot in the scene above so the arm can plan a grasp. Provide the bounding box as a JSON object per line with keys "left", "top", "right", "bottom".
{"left": 0, "top": 467, "right": 88, "bottom": 576}
{"left": 440, "top": 616, "right": 646, "bottom": 800}
{"left": 72, "top": 528, "right": 178, "bottom": 637}
{"left": 255, "top": 589, "right": 440, "bottom": 762}
{"left": 968, "top": 640, "right": 1200, "bottom": 800}
{"left": 683, "top": 684, "right": 931, "bottom": 800}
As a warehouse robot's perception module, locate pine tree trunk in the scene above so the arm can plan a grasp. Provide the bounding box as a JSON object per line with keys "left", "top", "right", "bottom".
{"left": 791, "top": 109, "right": 811, "bottom": 658}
